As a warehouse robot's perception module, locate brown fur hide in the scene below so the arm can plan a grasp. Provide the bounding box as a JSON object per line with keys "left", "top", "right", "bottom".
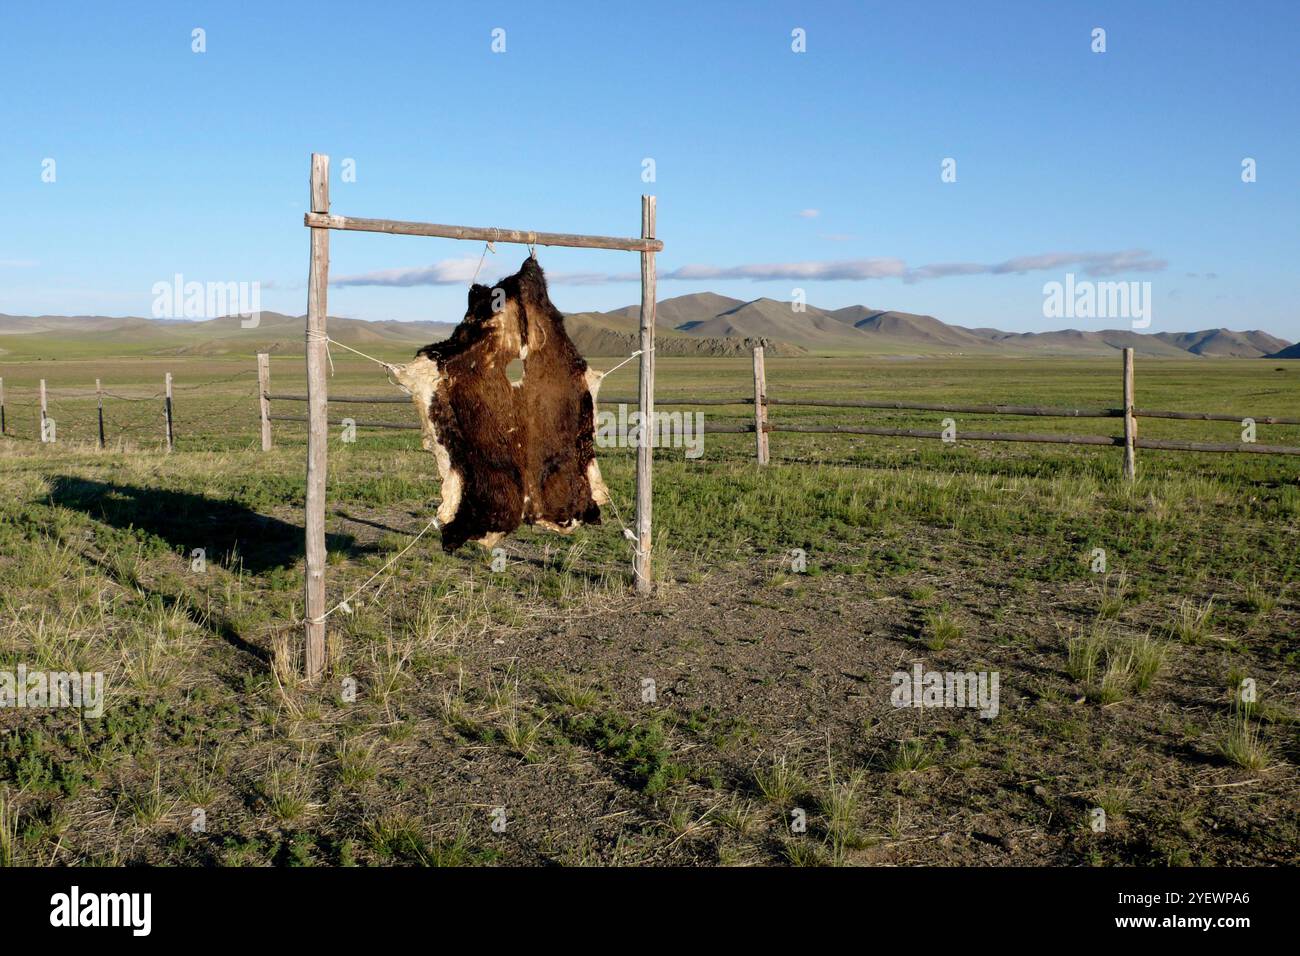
{"left": 395, "top": 257, "right": 609, "bottom": 551}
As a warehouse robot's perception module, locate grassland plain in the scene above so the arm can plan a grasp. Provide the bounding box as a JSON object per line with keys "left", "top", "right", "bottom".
{"left": 0, "top": 352, "right": 1296, "bottom": 866}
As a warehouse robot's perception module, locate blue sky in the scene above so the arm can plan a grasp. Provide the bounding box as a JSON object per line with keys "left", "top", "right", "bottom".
{"left": 2, "top": 0, "right": 1297, "bottom": 337}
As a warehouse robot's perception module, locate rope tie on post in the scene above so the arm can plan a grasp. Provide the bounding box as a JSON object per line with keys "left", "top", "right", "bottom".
{"left": 304, "top": 329, "right": 411, "bottom": 395}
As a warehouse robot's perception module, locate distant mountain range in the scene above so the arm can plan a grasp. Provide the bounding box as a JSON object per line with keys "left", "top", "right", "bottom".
{"left": 564, "top": 294, "right": 1293, "bottom": 358}
{"left": 0, "top": 295, "right": 1293, "bottom": 361}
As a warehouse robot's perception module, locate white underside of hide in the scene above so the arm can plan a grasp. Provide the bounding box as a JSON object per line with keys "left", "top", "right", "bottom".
{"left": 585, "top": 368, "right": 611, "bottom": 506}
{"left": 393, "top": 355, "right": 463, "bottom": 531}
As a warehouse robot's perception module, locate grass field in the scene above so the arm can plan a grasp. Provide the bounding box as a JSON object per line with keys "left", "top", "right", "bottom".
{"left": 1, "top": 350, "right": 1297, "bottom": 866}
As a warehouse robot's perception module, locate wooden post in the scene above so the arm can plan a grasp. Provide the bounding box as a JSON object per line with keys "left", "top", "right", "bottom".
{"left": 752, "top": 345, "right": 769, "bottom": 465}
{"left": 39, "top": 379, "right": 48, "bottom": 442}
{"left": 304, "top": 153, "right": 331, "bottom": 679}
{"left": 633, "top": 195, "right": 656, "bottom": 594}
{"left": 96, "top": 379, "right": 106, "bottom": 449}
{"left": 164, "top": 372, "right": 174, "bottom": 452}
{"left": 0, "top": 377, "right": 6, "bottom": 436}
{"left": 1122, "top": 347, "right": 1136, "bottom": 481}
{"left": 257, "top": 353, "right": 273, "bottom": 451}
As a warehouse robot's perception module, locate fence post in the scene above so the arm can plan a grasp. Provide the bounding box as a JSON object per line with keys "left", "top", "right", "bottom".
{"left": 96, "top": 379, "right": 106, "bottom": 448}
{"left": 752, "top": 345, "right": 769, "bottom": 465}
{"left": 257, "top": 353, "right": 273, "bottom": 451}
{"left": 304, "top": 153, "right": 331, "bottom": 679}
{"left": 1122, "top": 347, "right": 1136, "bottom": 481}
{"left": 164, "top": 372, "right": 174, "bottom": 452}
{"left": 633, "top": 194, "right": 657, "bottom": 594}
{"left": 39, "top": 379, "right": 49, "bottom": 442}
{"left": 0, "top": 377, "right": 5, "bottom": 435}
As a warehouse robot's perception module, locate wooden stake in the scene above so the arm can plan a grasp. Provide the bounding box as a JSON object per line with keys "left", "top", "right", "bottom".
{"left": 633, "top": 195, "right": 656, "bottom": 594}
{"left": 164, "top": 372, "right": 174, "bottom": 452}
{"left": 1122, "top": 347, "right": 1136, "bottom": 481}
{"left": 304, "top": 153, "right": 331, "bottom": 680}
{"left": 39, "top": 379, "right": 48, "bottom": 442}
{"left": 96, "top": 379, "right": 106, "bottom": 449}
{"left": 257, "top": 353, "right": 272, "bottom": 451}
{"left": 0, "top": 377, "right": 6, "bottom": 436}
{"left": 752, "top": 345, "right": 769, "bottom": 465}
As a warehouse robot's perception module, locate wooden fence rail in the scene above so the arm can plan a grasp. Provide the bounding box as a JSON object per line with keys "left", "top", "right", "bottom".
{"left": 601, "top": 395, "right": 1300, "bottom": 425}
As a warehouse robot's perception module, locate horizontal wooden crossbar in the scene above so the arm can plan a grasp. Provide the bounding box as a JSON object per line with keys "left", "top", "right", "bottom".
{"left": 1134, "top": 408, "right": 1298, "bottom": 425}
{"left": 304, "top": 212, "right": 663, "bottom": 253}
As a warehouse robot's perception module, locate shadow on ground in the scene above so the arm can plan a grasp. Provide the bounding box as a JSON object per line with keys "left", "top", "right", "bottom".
{"left": 48, "top": 475, "right": 363, "bottom": 573}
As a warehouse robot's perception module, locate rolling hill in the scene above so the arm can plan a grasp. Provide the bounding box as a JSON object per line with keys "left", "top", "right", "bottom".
{"left": 564, "top": 293, "right": 1293, "bottom": 358}
{"left": 1151, "top": 329, "right": 1291, "bottom": 358}
{"left": 0, "top": 312, "right": 457, "bottom": 360}
{"left": 0, "top": 296, "right": 1292, "bottom": 360}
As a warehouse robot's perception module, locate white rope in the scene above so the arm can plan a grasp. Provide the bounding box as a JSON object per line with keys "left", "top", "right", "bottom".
{"left": 600, "top": 346, "right": 652, "bottom": 378}
{"left": 305, "top": 329, "right": 411, "bottom": 394}
{"left": 602, "top": 489, "right": 650, "bottom": 584}
{"left": 470, "top": 240, "right": 496, "bottom": 287}
{"left": 306, "top": 514, "right": 442, "bottom": 625}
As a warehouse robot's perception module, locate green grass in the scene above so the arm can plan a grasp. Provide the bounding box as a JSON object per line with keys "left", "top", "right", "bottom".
{"left": 886, "top": 740, "right": 935, "bottom": 774}
{"left": 754, "top": 754, "right": 808, "bottom": 807}
{"left": 0, "top": 790, "right": 17, "bottom": 867}
{"left": 923, "top": 608, "right": 962, "bottom": 650}
{"left": 1067, "top": 626, "right": 1168, "bottom": 704}
{"left": 1, "top": 351, "right": 1295, "bottom": 866}
{"left": 1214, "top": 697, "right": 1274, "bottom": 771}
{"left": 1171, "top": 597, "right": 1217, "bottom": 645}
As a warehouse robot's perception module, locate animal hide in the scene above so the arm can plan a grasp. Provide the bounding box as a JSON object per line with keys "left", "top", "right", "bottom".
{"left": 394, "top": 257, "right": 610, "bottom": 552}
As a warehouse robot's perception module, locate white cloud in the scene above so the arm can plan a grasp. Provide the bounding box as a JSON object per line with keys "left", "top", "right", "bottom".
{"left": 327, "top": 249, "right": 1168, "bottom": 288}
{"left": 988, "top": 249, "right": 1166, "bottom": 277}
{"left": 332, "top": 257, "right": 503, "bottom": 287}
{"left": 796, "top": 209, "right": 820, "bottom": 218}
{"left": 332, "top": 258, "right": 637, "bottom": 288}
{"left": 664, "top": 258, "right": 907, "bottom": 281}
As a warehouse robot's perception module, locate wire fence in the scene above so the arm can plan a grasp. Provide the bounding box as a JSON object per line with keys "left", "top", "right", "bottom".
{"left": 258, "top": 347, "right": 1300, "bottom": 478}
{"left": 0, "top": 370, "right": 258, "bottom": 449}
{"left": 4, "top": 350, "right": 1298, "bottom": 474}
